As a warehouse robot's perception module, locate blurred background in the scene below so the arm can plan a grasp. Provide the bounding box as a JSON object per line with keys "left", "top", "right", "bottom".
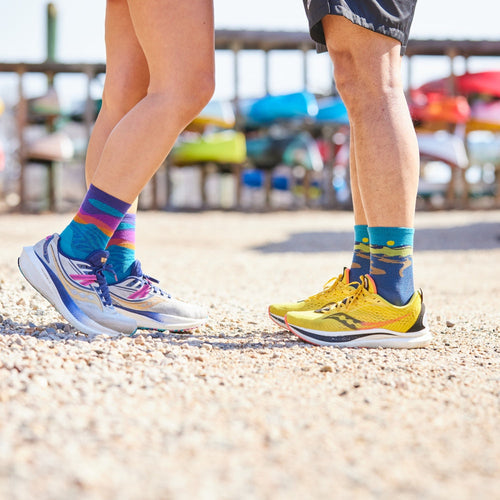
{"left": 0, "top": 0, "right": 499, "bottom": 213}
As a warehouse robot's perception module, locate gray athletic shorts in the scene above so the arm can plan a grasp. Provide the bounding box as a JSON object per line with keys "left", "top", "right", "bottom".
{"left": 303, "top": 0, "right": 417, "bottom": 55}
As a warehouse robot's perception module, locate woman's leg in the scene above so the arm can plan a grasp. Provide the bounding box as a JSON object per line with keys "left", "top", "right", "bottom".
{"left": 19, "top": 0, "right": 214, "bottom": 336}
{"left": 85, "top": 0, "right": 149, "bottom": 196}
{"left": 94, "top": 0, "right": 213, "bottom": 331}
{"left": 85, "top": 0, "right": 148, "bottom": 280}
{"left": 61, "top": 0, "right": 214, "bottom": 259}
{"left": 91, "top": 0, "right": 215, "bottom": 203}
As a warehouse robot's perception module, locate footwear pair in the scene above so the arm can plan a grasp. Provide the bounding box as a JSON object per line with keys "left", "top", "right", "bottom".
{"left": 269, "top": 269, "right": 431, "bottom": 348}
{"left": 18, "top": 234, "right": 207, "bottom": 337}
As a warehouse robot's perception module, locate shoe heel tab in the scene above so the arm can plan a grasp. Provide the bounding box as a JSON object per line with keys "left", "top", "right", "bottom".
{"left": 343, "top": 267, "right": 350, "bottom": 283}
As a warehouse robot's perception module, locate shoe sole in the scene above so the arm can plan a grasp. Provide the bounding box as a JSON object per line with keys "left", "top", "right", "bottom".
{"left": 268, "top": 308, "right": 288, "bottom": 329}
{"left": 19, "top": 246, "right": 127, "bottom": 338}
{"left": 285, "top": 316, "right": 432, "bottom": 348}
{"left": 111, "top": 306, "right": 207, "bottom": 332}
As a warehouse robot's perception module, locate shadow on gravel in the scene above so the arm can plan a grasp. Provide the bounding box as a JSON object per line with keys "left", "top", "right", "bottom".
{"left": 0, "top": 320, "right": 95, "bottom": 342}
{"left": 1, "top": 321, "right": 302, "bottom": 349}
{"left": 165, "top": 329, "right": 304, "bottom": 350}
{"left": 253, "top": 222, "right": 500, "bottom": 253}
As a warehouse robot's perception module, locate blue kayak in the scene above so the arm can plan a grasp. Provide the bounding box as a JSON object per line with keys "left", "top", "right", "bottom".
{"left": 316, "top": 96, "right": 349, "bottom": 125}
{"left": 245, "top": 91, "right": 319, "bottom": 125}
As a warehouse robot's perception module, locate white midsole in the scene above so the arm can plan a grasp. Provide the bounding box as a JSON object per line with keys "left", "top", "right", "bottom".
{"left": 287, "top": 323, "right": 432, "bottom": 348}
{"left": 116, "top": 308, "right": 207, "bottom": 331}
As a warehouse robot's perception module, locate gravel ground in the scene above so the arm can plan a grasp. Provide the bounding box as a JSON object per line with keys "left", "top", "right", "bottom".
{"left": 1, "top": 209, "right": 499, "bottom": 500}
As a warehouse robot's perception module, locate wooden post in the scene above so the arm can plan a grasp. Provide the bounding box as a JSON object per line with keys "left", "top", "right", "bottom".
{"left": 232, "top": 43, "right": 241, "bottom": 116}
{"left": 405, "top": 55, "right": 413, "bottom": 97}
{"left": 264, "top": 50, "right": 270, "bottom": 95}
{"left": 46, "top": 3, "right": 57, "bottom": 88}
{"left": 16, "top": 66, "right": 27, "bottom": 211}
{"left": 300, "top": 44, "right": 309, "bottom": 90}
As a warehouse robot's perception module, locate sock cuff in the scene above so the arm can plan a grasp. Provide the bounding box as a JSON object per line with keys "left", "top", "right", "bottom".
{"left": 117, "top": 213, "right": 137, "bottom": 229}
{"left": 86, "top": 184, "right": 131, "bottom": 218}
{"left": 368, "top": 226, "right": 414, "bottom": 248}
{"left": 354, "top": 224, "right": 369, "bottom": 244}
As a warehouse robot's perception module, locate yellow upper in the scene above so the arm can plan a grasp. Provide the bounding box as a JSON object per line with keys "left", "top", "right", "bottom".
{"left": 286, "top": 275, "right": 423, "bottom": 334}
{"left": 269, "top": 268, "right": 357, "bottom": 319}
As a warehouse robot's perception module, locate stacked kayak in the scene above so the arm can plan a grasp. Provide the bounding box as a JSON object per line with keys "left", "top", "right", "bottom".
{"left": 242, "top": 91, "right": 318, "bottom": 126}
{"left": 172, "top": 130, "right": 246, "bottom": 166}
{"left": 417, "top": 131, "right": 468, "bottom": 169}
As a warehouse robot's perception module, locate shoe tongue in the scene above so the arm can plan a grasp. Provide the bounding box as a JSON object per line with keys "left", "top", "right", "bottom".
{"left": 86, "top": 250, "right": 109, "bottom": 268}
{"left": 128, "top": 260, "right": 143, "bottom": 278}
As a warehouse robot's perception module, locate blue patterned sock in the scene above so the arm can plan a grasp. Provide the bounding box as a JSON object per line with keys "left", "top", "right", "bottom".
{"left": 105, "top": 213, "right": 137, "bottom": 283}
{"left": 350, "top": 225, "right": 370, "bottom": 283}
{"left": 59, "top": 184, "right": 131, "bottom": 260}
{"left": 368, "top": 227, "right": 415, "bottom": 306}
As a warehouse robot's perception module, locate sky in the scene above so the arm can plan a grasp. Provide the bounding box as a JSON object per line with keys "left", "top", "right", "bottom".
{"left": 0, "top": 0, "right": 499, "bottom": 106}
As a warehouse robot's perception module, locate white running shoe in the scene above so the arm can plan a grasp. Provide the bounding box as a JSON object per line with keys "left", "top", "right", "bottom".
{"left": 108, "top": 261, "right": 208, "bottom": 332}
{"left": 18, "top": 234, "right": 137, "bottom": 337}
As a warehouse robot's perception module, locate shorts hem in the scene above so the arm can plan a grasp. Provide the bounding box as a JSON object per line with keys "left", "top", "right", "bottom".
{"left": 308, "top": 5, "right": 408, "bottom": 55}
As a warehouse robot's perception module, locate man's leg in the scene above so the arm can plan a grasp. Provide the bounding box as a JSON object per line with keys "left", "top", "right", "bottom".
{"left": 324, "top": 15, "right": 419, "bottom": 227}
{"left": 285, "top": 14, "right": 430, "bottom": 347}
{"left": 323, "top": 15, "right": 419, "bottom": 305}
{"left": 348, "top": 126, "right": 371, "bottom": 283}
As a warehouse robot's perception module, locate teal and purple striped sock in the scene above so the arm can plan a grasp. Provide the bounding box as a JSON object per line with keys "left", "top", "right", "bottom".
{"left": 59, "top": 184, "right": 131, "bottom": 260}
{"left": 105, "top": 213, "right": 137, "bottom": 283}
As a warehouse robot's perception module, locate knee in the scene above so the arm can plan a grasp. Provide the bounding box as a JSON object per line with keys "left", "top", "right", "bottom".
{"left": 101, "top": 72, "right": 149, "bottom": 119}
{"left": 150, "top": 69, "right": 215, "bottom": 127}
{"left": 181, "top": 70, "right": 215, "bottom": 120}
{"left": 330, "top": 48, "right": 403, "bottom": 117}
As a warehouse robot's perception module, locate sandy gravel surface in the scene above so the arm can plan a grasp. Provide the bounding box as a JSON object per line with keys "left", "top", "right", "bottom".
{"left": 1, "top": 209, "right": 499, "bottom": 500}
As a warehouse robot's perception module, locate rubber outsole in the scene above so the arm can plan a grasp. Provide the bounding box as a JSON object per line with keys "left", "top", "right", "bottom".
{"left": 285, "top": 316, "right": 432, "bottom": 348}
{"left": 268, "top": 308, "right": 288, "bottom": 330}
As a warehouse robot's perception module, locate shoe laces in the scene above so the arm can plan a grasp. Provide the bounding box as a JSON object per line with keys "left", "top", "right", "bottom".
{"left": 142, "top": 274, "right": 172, "bottom": 299}
{"left": 92, "top": 261, "right": 114, "bottom": 307}
{"left": 308, "top": 273, "right": 343, "bottom": 300}
{"left": 319, "top": 279, "right": 367, "bottom": 313}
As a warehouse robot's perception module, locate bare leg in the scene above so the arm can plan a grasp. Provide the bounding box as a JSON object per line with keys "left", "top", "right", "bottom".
{"left": 85, "top": 0, "right": 150, "bottom": 213}
{"left": 91, "top": 0, "right": 215, "bottom": 203}
{"left": 323, "top": 15, "right": 419, "bottom": 228}
{"left": 349, "top": 125, "right": 367, "bottom": 226}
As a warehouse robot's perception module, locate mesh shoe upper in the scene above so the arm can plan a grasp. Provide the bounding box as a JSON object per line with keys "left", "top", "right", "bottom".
{"left": 22, "top": 234, "right": 136, "bottom": 335}
{"left": 286, "top": 275, "right": 426, "bottom": 335}
{"left": 108, "top": 261, "right": 207, "bottom": 330}
{"left": 269, "top": 268, "right": 357, "bottom": 319}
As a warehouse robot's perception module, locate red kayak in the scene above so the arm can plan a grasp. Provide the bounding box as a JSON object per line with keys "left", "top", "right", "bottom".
{"left": 409, "top": 93, "right": 470, "bottom": 124}
{"left": 417, "top": 71, "right": 500, "bottom": 98}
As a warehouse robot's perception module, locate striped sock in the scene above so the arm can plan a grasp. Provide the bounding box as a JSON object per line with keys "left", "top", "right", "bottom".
{"left": 350, "top": 224, "right": 370, "bottom": 283}
{"left": 59, "top": 184, "right": 131, "bottom": 260}
{"left": 368, "top": 226, "right": 415, "bottom": 306}
{"left": 105, "top": 213, "right": 136, "bottom": 283}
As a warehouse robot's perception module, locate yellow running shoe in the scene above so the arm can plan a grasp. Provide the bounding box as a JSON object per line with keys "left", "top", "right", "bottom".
{"left": 268, "top": 268, "right": 357, "bottom": 329}
{"left": 285, "top": 275, "right": 431, "bottom": 348}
